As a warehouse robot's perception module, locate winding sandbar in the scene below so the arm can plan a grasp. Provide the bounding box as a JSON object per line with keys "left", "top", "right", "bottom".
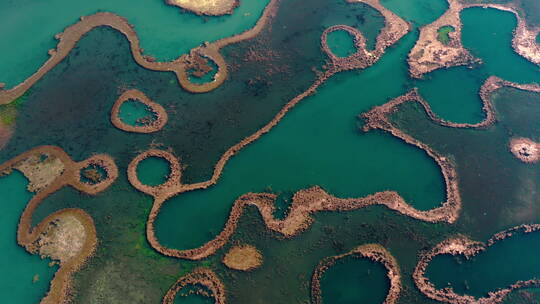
{"left": 0, "top": 0, "right": 281, "bottom": 102}
{"left": 413, "top": 224, "right": 540, "bottom": 304}
{"left": 311, "top": 244, "right": 401, "bottom": 304}
{"left": 126, "top": 0, "right": 414, "bottom": 261}
{"left": 110, "top": 89, "right": 168, "bottom": 133}
{"left": 408, "top": 0, "right": 540, "bottom": 78}
{"left": 0, "top": 146, "right": 118, "bottom": 304}
{"left": 165, "top": 0, "right": 239, "bottom": 16}
{"left": 162, "top": 268, "right": 226, "bottom": 304}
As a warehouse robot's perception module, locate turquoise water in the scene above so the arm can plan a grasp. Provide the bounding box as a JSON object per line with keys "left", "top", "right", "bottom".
{"left": 380, "top": 0, "right": 448, "bottom": 25}
{"left": 154, "top": 31, "right": 446, "bottom": 250}
{"left": 118, "top": 99, "right": 155, "bottom": 126}
{"left": 136, "top": 156, "right": 171, "bottom": 186}
{"left": 320, "top": 256, "right": 389, "bottom": 303}
{"left": 426, "top": 232, "right": 540, "bottom": 298}
{"left": 326, "top": 30, "right": 357, "bottom": 58}
{"left": 0, "top": 171, "right": 57, "bottom": 302}
{"left": 0, "top": 0, "right": 270, "bottom": 88}
{"left": 188, "top": 58, "right": 219, "bottom": 84}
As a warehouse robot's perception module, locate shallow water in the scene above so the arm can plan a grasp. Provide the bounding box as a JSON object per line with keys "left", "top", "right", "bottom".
{"left": 136, "top": 156, "right": 172, "bottom": 186}
{"left": 0, "top": 171, "right": 57, "bottom": 302}
{"left": 326, "top": 30, "right": 357, "bottom": 58}
{"left": 320, "top": 256, "right": 389, "bottom": 303}
{"left": 0, "top": 0, "right": 270, "bottom": 88}
{"left": 2, "top": 0, "right": 540, "bottom": 303}
{"left": 118, "top": 99, "right": 156, "bottom": 127}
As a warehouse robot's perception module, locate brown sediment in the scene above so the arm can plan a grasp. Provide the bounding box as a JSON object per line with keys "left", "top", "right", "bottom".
{"left": 162, "top": 268, "right": 225, "bottom": 304}
{"left": 222, "top": 244, "right": 263, "bottom": 271}
{"left": 122, "top": 0, "right": 411, "bottom": 261}
{"left": 321, "top": 0, "right": 411, "bottom": 71}
{"left": 509, "top": 137, "right": 540, "bottom": 163}
{"left": 0, "top": 146, "right": 118, "bottom": 304}
{"left": 13, "top": 152, "right": 65, "bottom": 192}
{"left": 165, "top": 0, "right": 239, "bottom": 16}
{"left": 311, "top": 244, "right": 401, "bottom": 304}
{"left": 0, "top": 122, "right": 13, "bottom": 150}
{"left": 408, "top": 0, "right": 540, "bottom": 78}
{"left": 362, "top": 76, "right": 540, "bottom": 130}
{"left": 413, "top": 224, "right": 540, "bottom": 304}
{"left": 0, "top": 0, "right": 281, "bottom": 102}
{"left": 110, "top": 89, "right": 168, "bottom": 133}
{"left": 408, "top": 0, "right": 477, "bottom": 78}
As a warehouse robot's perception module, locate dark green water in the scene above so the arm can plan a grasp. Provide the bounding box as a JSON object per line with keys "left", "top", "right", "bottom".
{"left": 0, "top": 171, "right": 57, "bottom": 302}
{"left": 0, "top": 0, "right": 271, "bottom": 88}
{"left": 118, "top": 99, "right": 156, "bottom": 127}
{"left": 326, "top": 30, "right": 357, "bottom": 58}
{"left": 320, "top": 256, "right": 389, "bottom": 303}
{"left": 2, "top": 0, "right": 540, "bottom": 303}
{"left": 188, "top": 58, "right": 219, "bottom": 85}
{"left": 426, "top": 232, "right": 540, "bottom": 298}
{"left": 136, "top": 156, "right": 171, "bottom": 186}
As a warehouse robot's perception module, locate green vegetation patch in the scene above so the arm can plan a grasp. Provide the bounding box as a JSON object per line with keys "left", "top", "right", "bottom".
{"left": 437, "top": 25, "right": 456, "bottom": 45}
{"left": 0, "top": 94, "right": 27, "bottom": 126}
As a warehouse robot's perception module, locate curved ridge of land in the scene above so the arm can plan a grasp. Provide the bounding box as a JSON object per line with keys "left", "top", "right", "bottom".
{"left": 0, "top": 146, "right": 118, "bottom": 304}
{"left": 413, "top": 224, "right": 540, "bottom": 304}
{"left": 311, "top": 244, "right": 401, "bottom": 304}
{"left": 125, "top": 0, "right": 413, "bottom": 260}
{"left": 110, "top": 89, "right": 168, "bottom": 133}
{"left": 0, "top": 0, "right": 281, "bottom": 103}
{"left": 408, "top": 0, "right": 540, "bottom": 78}
{"left": 165, "top": 0, "right": 239, "bottom": 16}
{"left": 363, "top": 76, "right": 540, "bottom": 130}
{"left": 162, "top": 268, "right": 225, "bottom": 304}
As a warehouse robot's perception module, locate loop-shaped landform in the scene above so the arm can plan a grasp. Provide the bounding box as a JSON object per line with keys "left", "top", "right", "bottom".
{"left": 125, "top": 0, "right": 414, "bottom": 261}
{"left": 0, "top": 0, "right": 282, "bottom": 104}
{"left": 311, "top": 244, "right": 401, "bottom": 304}
{"left": 362, "top": 76, "right": 540, "bottom": 130}
{"left": 162, "top": 268, "right": 226, "bottom": 304}
{"left": 408, "top": 0, "right": 540, "bottom": 78}
{"left": 509, "top": 137, "right": 540, "bottom": 163}
{"left": 222, "top": 244, "right": 263, "bottom": 271}
{"left": 165, "top": 0, "right": 239, "bottom": 16}
{"left": 0, "top": 145, "right": 118, "bottom": 304}
{"left": 111, "top": 89, "right": 168, "bottom": 133}
{"left": 413, "top": 224, "right": 540, "bottom": 304}
{"left": 176, "top": 46, "right": 228, "bottom": 93}
{"left": 72, "top": 154, "right": 118, "bottom": 194}
{"left": 321, "top": 25, "right": 372, "bottom": 68}
{"left": 127, "top": 149, "right": 182, "bottom": 197}
{"left": 321, "top": 0, "right": 410, "bottom": 72}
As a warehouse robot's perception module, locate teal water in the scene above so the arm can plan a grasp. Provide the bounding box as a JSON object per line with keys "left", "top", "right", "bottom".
{"left": 154, "top": 31, "right": 446, "bottom": 250}
{"left": 380, "top": 0, "right": 448, "bottom": 25}
{"left": 326, "top": 30, "right": 357, "bottom": 58}
{"left": 320, "top": 256, "right": 389, "bottom": 303}
{"left": 426, "top": 232, "right": 540, "bottom": 298}
{"left": 0, "top": 0, "right": 270, "bottom": 88}
{"left": 0, "top": 171, "right": 57, "bottom": 302}
{"left": 416, "top": 7, "right": 540, "bottom": 124}
{"left": 118, "top": 99, "right": 155, "bottom": 127}
{"left": 188, "top": 58, "right": 218, "bottom": 85}
{"left": 136, "top": 156, "right": 171, "bottom": 186}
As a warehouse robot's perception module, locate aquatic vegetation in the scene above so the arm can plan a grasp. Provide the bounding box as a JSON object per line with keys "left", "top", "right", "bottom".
{"left": 1, "top": 0, "right": 540, "bottom": 302}
{"left": 437, "top": 25, "right": 455, "bottom": 44}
